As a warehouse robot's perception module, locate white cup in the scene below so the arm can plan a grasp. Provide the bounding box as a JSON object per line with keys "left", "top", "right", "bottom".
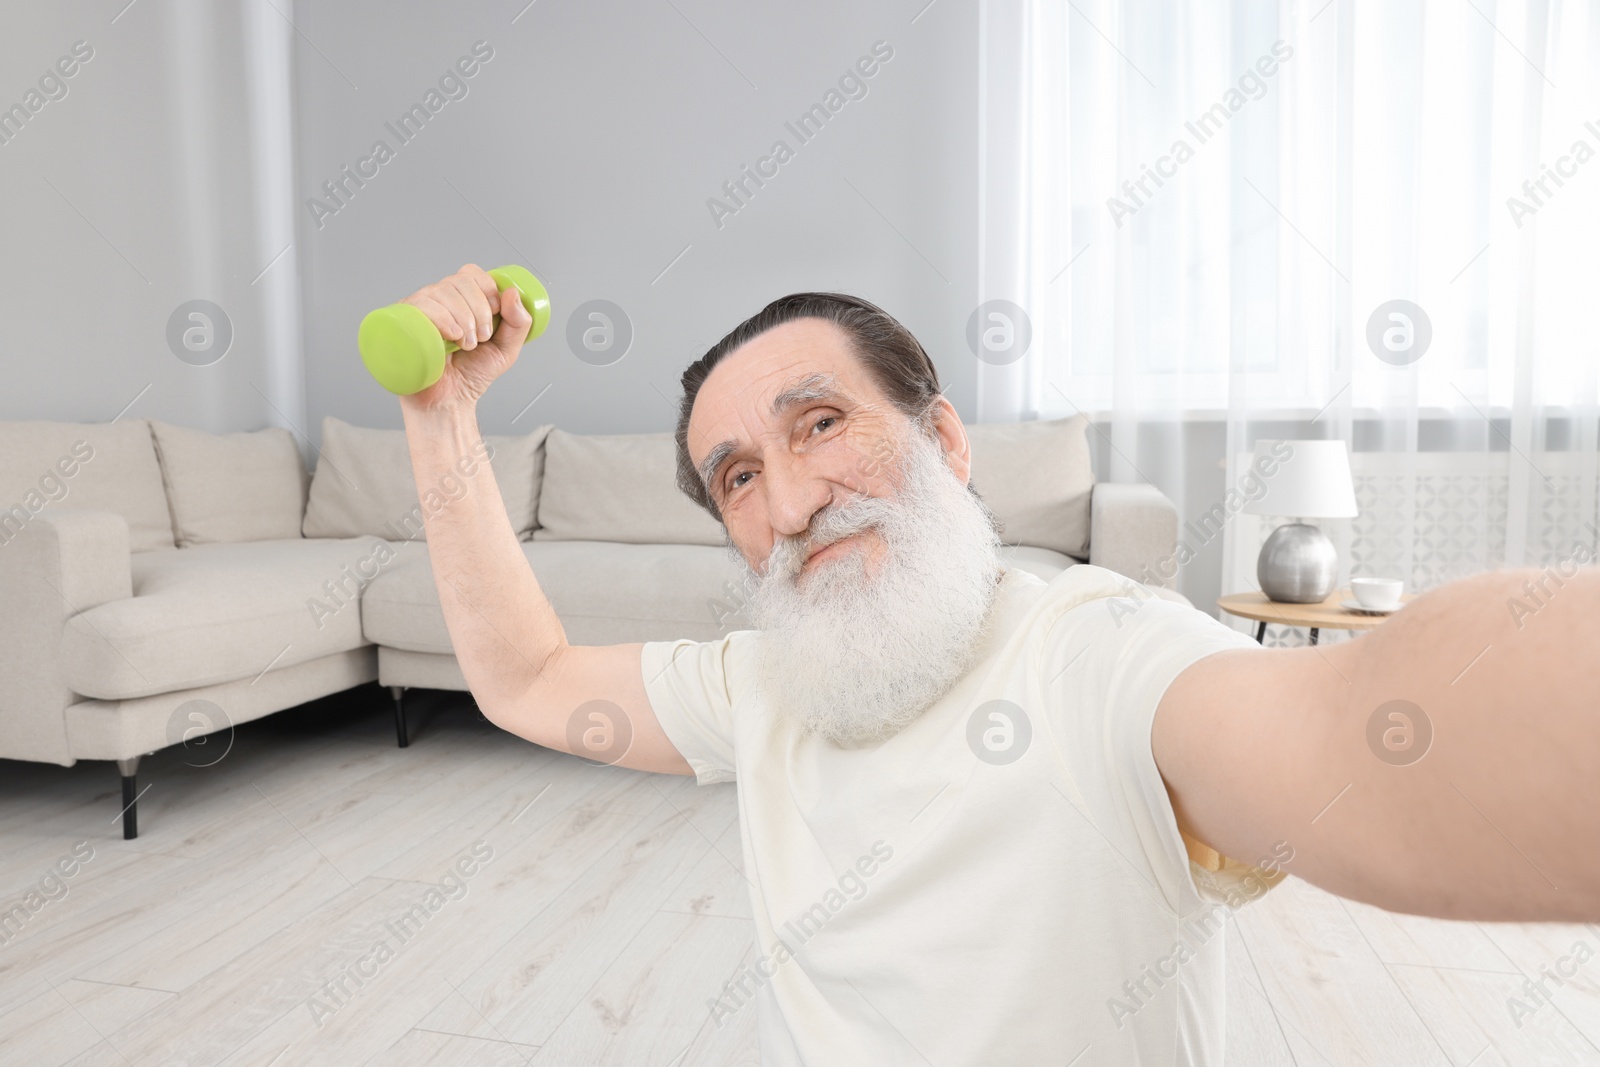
{"left": 1351, "top": 577, "right": 1404, "bottom": 610}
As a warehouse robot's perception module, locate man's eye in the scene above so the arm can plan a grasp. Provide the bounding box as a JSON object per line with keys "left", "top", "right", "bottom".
{"left": 730, "top": 470, "right": 754, "bottom": 490}
{"left": 812, "top": 416, "right": 837, "bottom": 435}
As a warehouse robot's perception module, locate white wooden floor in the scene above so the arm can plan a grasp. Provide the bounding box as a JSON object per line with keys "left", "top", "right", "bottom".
{"left": 2, "top": 686, "right": 1597, "bottom": 1066}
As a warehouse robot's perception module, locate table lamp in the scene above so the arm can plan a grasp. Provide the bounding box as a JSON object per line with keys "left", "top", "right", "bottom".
{"left": 1242, "top": 440, "right": 1358, "bottom": 603}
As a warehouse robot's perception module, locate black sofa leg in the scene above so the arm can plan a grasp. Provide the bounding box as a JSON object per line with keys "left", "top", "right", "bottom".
{"left": 116, "top": 756, "right": 141, "bottom": 840}
{"left": 390, "top": 686, "right": 409, "bottom": 748}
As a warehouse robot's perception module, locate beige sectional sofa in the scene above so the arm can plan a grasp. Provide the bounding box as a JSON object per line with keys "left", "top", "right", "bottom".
{"left": 0, "top": 414, "right": 1179, "bottom": 838}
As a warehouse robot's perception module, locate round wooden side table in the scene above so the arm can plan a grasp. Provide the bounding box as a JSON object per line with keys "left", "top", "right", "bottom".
{"left": 1216, "top": 589, "right": 1416, "bottom": 646}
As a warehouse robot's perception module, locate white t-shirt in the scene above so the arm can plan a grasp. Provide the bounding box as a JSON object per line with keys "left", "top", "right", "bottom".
{"left": 641, "top": 564, "right": 1282, "bottom": 1066}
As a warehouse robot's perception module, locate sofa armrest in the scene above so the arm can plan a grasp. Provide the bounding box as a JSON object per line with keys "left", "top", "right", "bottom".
{"left": 1089, "top": 482, "right": 1179, "bottom": 590}
{"left": 0, "top": 510, "right": 132, "bottom": 765}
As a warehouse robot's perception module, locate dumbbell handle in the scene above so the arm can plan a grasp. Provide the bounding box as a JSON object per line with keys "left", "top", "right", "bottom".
{"left": 359, "top": 265, "right": 551, "bottom": 395}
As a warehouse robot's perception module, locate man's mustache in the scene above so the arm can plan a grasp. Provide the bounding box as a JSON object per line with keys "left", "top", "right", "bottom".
{"left": 764, "top": 496, "right": 889, "bottom": 582}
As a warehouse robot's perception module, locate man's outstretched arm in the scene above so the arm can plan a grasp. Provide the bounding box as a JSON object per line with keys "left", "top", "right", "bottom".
{"left": 1154, "top": 567, "right": 1600, "bottom": 921}
{"left": 395, "top": 265, "right": 692, "bottom": 775}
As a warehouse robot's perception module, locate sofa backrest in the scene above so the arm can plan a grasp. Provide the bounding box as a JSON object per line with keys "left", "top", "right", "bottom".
{"left": 534, "top": 430, "right": 726, "bottom": 546}
{"left": 150, "top": 420, "right": 308, "bottom": 546}
{"left": 0, "top": 419, "right": 175, "bottom": 553}
{"left": 0, "top": 413, "right": 1096, "bottom": 555}
{"left": 302, "top": 416, "right": 552, "bottom": 542}
{"left": 531, "top": 415, "right": 1095, "bottom": 555}
{"left": 967, "top": 414, "right": 1094, "bottom": 558}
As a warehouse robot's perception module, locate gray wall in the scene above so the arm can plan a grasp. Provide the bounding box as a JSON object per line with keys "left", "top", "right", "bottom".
{"left": 292, "top": 0, "right": 980, "bottom": 438}
{"left": 0, "top": 0, "right": 978, "bottom": 438}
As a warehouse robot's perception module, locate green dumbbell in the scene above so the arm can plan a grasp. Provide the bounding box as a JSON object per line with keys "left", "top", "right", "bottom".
{"left": 359, "top": 265, "right": 551, "bottom": 395}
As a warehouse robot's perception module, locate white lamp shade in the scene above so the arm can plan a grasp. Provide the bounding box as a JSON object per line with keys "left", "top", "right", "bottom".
{"left": 1241, "top": 439, "right": 1358, "bottom": 519}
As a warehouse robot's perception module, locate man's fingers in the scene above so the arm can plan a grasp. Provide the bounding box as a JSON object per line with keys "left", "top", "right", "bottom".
{"left": 406, "top": 293, "right": 464, "bottom": 343}
{"left": 428, "top": 283, "right": 475, "bottom": 346}
{"left": 460, "top": 265, "right": 501, "bottom": 307}
{"left": 396, "top": 268, "right": 532, "bottom": 401}
{"left": 445, "top": 274, "right": 495, "bottom": 349}
{"left": 490, "top": 284, "right": 532, "bottom": 349}
{"left": 455, "top": 264, "right": 501, "bottom": 347}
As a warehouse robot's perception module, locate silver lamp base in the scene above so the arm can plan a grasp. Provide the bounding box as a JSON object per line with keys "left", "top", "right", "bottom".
{"left": 1257, "top": 522, "right": 1337, "bottom": 603}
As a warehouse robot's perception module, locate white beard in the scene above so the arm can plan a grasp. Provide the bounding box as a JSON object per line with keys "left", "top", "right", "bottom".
{"left": 744, "top": 426, "right": 1003, "bottom": 746}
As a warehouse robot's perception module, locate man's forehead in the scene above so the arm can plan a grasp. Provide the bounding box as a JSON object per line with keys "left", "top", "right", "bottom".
{"left": 688, "top": 319, "right": 875, "bottom": 462}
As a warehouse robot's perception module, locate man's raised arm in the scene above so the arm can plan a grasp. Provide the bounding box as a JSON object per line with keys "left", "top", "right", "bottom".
{"left": 393, "top": 265, "right": 692, "bottom": 775}
{"left": 1155, "top": 567, "right": 1600, "bottom": 921}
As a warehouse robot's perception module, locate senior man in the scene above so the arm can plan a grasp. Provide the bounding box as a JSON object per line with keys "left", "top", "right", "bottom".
{"left": 394, "top": 265, "right": 1599, "bottom": 1065}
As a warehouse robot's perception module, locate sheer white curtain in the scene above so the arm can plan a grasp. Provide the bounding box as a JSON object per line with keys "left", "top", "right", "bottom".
{"left": 980, "top": 0, "right": 1600, "bottom": 631}
{"left": 0, "top": 1, "right": 304, "bottom": 429}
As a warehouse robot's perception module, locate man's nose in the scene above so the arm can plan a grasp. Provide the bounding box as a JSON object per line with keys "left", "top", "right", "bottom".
{"left": 763, "top": 454, "right": 833, "bottom": 540}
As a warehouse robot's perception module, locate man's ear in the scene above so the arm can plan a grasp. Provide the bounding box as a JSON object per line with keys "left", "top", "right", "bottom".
{"left": 927, "top": 397, "right": 972, "bottom": 486}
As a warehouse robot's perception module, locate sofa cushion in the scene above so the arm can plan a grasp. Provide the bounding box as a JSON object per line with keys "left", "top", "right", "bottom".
{"left": 1002, "top": 545, "right": 1078, "bottom": 584}
{"left": 967, "top": 415, "right": 1094, "bottom": 558}
{"left": 0, "top": 419, "right": 174, "bottom": 553}
{"left": 534, "top": 430, "right": 726, "bottom": 547}
{"left": 150, "top": 421, "right": 307, "bottom": 546}
{"left": 59, "top": 538, "right": 424, "bottom": 700}
{"left": 302, "top": 417, "right": 551, "bottom": 542}
{"left": 363, "top": 539, "right": 748, "bottom": 652}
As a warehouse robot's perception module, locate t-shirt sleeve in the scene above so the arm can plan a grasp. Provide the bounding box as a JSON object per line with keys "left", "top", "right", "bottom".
{"left": 639, "top": 635, "right": 745, "bottom": 784}
{"left": 1040, "top": 573, "right": 1287, "bottom": 913}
